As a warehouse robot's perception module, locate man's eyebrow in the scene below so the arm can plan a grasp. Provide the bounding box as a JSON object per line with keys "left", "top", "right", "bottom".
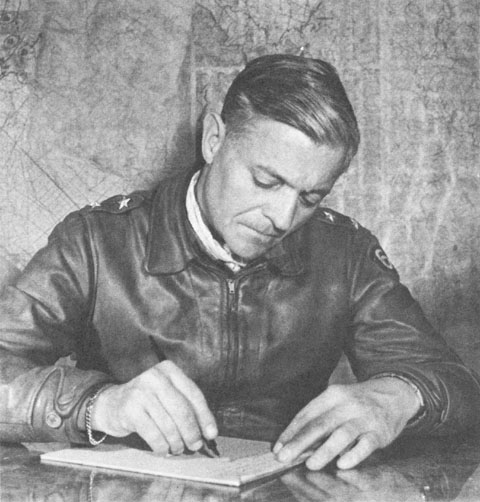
{"left": 253, "top": 164, "right": 283, "bottom": 181}
{"left": 254, "top": 165, "right": 330, "bottom": 196}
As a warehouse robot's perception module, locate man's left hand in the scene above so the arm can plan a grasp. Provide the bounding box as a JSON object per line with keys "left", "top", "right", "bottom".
{"left": 273, "top": 377, "right": 422, "bottom": 471}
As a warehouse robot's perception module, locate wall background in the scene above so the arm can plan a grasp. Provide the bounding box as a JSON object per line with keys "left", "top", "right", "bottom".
{"left": 0, "top": 1, "right": 479, "bottom": 372}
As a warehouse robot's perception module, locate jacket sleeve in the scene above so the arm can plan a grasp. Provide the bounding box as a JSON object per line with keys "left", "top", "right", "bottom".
{"left": 344, "top": 227, "right": 480, "bottom": 435}
{"left": 0, "top": 211, "right": 114, "bottom": 443}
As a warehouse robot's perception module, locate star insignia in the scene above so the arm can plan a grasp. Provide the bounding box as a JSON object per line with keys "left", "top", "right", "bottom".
{"left": 118, "top": 197, "right": 131, "bottom": 210}
{"left": 323, "top": 210, "right": 335, "bottom": 222}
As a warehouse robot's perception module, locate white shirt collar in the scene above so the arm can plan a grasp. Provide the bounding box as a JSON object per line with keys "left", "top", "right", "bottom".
{"left": 186, "top": 171, "right": 246, "bottom": 273}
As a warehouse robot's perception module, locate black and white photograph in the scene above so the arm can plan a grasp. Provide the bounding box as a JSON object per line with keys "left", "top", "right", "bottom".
{"left": 0, "top": 1, "right": 479, "bottom": 500}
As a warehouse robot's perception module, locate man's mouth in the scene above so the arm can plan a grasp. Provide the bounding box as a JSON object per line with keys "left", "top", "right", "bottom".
{"left": 243, "top": 224, "right": 281, "bottom": 240}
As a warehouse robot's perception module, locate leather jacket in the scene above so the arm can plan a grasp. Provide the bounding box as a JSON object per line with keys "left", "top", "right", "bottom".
{"left": 1, "top": 171, "right": 479, "bottom": 444}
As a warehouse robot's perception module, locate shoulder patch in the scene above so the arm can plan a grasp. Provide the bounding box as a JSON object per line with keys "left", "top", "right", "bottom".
{"left": 316, "top": 207, "right": 361, "bottom": 230}
{"left": 85, "top": 192, "right": 147, "bottom": 214}
{"left": 370, "top": 245, "right": 396, "bottom": 272}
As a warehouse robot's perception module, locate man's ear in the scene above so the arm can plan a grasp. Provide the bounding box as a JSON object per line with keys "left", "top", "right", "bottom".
{"left": 201, "top": 112, "right": 226, "bottom": 164}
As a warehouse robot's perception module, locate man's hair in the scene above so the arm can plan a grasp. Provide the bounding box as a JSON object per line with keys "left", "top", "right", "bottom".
{"left": 221, "top": 54, "right": 360, "bottom": 170}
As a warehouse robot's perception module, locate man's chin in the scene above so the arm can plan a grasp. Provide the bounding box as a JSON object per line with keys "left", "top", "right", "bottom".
{"left": 223, "top": 224, "right": 281, "bottom": 262}
{"left": 227, "top": 241, "right": 273, "bottom": 263}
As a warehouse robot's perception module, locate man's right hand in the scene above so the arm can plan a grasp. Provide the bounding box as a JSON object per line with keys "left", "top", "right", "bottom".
{"left": 89, "top": 361, "right": 218, "bottom": 455}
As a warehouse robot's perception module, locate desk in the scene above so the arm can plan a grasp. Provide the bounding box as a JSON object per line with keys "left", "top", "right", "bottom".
{"left": 3, "top": 434, "right": 480, "bottom": 501}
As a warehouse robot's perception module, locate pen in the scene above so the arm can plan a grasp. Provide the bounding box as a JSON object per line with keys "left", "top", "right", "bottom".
{"left": 148, "top": 336, "right": 220, "bottom": 457}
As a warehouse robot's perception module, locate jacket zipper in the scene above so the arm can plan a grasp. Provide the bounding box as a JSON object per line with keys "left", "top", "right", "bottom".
{"left": 226, "top": 278, "right": 239, "bottom": 385}
{"left": 196, "top": 261, "right": 267, "bottom": 388}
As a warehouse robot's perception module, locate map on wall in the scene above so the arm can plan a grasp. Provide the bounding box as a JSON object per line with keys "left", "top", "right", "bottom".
{"left": 0, "top": 0, "right": 195, "bottom": 271}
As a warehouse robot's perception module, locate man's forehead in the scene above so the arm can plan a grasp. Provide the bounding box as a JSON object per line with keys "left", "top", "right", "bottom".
{"left": 226, "top": 122, "right": 345, "bottom": 189}
{"left": 229, "top": 117, "right": 343, "bottom": 157}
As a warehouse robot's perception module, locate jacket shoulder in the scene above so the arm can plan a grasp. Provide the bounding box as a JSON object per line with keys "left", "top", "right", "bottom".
{"left": 79, "top": 190, "right": 152, "bottom": 216}
{"left": 312, "top": 207, "right": 362, "bottom": 232}
{"left": 313, "top": 207, "right": 399, "bottom": 275}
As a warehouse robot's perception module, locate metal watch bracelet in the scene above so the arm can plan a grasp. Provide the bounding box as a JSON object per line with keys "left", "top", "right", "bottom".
{"left": 85, "top": 384, "right": 114, "bottom": 446}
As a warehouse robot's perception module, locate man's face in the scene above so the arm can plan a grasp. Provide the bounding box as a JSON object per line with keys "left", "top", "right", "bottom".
{"left": 196, "top": 114, "right": 345, "bottom": 261}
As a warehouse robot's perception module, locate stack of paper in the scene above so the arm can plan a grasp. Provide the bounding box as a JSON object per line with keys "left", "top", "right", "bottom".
{"left": 41, "top": 436, "right": 305, "bottom": 487}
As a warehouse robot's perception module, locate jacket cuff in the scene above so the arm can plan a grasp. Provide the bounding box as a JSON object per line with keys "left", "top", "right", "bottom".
{"left": 31, "top": 366, "right": 114, "bottom": 443}
{"left": 366, "top": 368, "right": 445, "bottom": 434}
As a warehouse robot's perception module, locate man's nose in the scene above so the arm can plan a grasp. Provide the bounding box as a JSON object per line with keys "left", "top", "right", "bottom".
{"left": 263, "top": 189, "right": 297, "bottom": 235}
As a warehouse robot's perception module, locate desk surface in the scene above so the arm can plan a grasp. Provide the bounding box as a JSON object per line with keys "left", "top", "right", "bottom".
{"left": 3, "top": 434, "right": 480, "bottom": 501}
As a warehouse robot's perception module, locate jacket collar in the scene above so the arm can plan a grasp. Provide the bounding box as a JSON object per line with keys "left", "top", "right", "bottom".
{"left": 144, "top": 170, "right": 304, "bottom": 276}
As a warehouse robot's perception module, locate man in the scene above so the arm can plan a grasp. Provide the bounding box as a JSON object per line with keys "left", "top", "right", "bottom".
{"left": 1, "top": 54, "right": 479, "bottom": 471}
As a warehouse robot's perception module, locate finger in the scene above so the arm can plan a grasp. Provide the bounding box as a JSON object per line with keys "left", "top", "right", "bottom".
{"left": 145, "top": 395, "right": 187, "bottom": 454}
{"left": 161, "top": 361, "right": 218, "bottom": 439}
{"left": 336, "top": 433, "right": 379, "bottom": 470}
{"left": 274, "top": 413, "right": 307, "bottom": 452}
{"left": 276, "top": 413, "right": 337, "bottom": 464}
{"left": 151, "top": 368, "right": 205, "bottom": 450}
{"left": 274, "top": 387, "right": 340, "bottom": 450}
{"left": 132, "top": 409, "right": 170, "bottom": 455}
{"left": 305, "top": 423, "right": 359, "bottom": 470}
